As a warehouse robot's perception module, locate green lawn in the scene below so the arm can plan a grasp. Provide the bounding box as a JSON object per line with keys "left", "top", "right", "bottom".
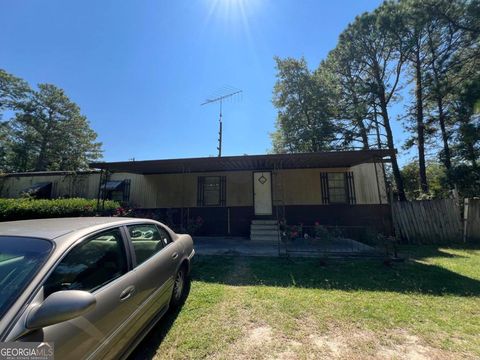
{"left": 131, "top": 246, "right": 480, "bottom": 359}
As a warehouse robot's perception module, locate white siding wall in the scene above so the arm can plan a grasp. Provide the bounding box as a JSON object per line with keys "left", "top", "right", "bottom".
{"left": 0, "top": 164, "right": 388, "bottom": 206}
{"left": 0, "top": 173, "right": 101, "bottom": 199}
{"left": 351, "top": 162, "right": 388, "bottom": 204}
{"left": 109, "top": 172, "right": 156, "bottom": 208}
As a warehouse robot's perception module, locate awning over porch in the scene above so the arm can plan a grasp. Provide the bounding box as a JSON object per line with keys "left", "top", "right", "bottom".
{"left": 90, "top": 149, "right": 393, "bottom": 175}
{"left": 21, "top": 182, "right": 53, "bottom": 199}
{"left": 22, "top": 182, "right": 52, "bottom": 194}
{"left": 102, "top": 180, "right": 125, "bottom": 191}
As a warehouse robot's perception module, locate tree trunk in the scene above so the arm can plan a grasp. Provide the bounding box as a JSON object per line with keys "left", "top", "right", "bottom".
{"left": 436, "top": 97, "right": 452, "bottom": 170}
{"left": 373, "top": 102, "right": 382, "bottom": 148}
{"left": 352, "top": 93, "right": 369, "bottom": 149}
{"left": 378, "top": 87, "right": 407, "bottom": 201}
{"left": 35, "top": 137, "right": 49, "bottom": 171}
{"left": 465, "top": 126, "right": 478, "bottom": 170}
{"left": 415, "top": 50, "right": 428, "bottom": 193}
{"left": 357, "top": 118, "right": 370, "bottom": 150}
{"left": 427, "top": 28, "right": 453, "bottom": 177}
{"left": 35, "top": 112, "right": 53, "bottom": 171}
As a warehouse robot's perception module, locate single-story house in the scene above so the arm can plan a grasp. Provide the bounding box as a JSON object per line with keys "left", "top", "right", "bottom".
{"left": 0, "top": 150, "right": 393, "bottom": 238}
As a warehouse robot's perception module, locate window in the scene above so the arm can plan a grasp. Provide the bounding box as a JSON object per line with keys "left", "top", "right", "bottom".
{"left": 44, "top": 229, "right": 127, "bottom": 297}
{"left": 320, "top": 172, "right": 356, "bottom": 204}
{"left": 157, "top": 226, "right": 173, "bottom": 247}
{"left": 197, "top": 176, "right": 226, "bottom": 206}
{"left": 328, "top": 173, "right": 347, "bottom": 203}
{"left": 128, "top": 224, "right": 171, "bottom": 265}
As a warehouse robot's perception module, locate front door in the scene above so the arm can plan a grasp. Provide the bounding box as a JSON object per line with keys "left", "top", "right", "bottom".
{"left": 253, "top": 171, "right": 272, "bottom": 215}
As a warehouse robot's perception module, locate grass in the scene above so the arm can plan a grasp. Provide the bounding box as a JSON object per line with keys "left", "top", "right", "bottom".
{"left": 130, "top": 246, "right": 480, "bottom": 359}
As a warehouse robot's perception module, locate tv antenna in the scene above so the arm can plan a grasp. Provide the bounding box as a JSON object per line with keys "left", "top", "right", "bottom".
{"left": 201, "top": 88, "right": 242, "bottom": 157}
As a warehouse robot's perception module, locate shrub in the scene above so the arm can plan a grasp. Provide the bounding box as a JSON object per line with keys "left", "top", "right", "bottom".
{"left": 0, "top": 198, "right": 120, "bottom": 221}
{"left": 314, "top": 222, "right": 328, "bottom": 239}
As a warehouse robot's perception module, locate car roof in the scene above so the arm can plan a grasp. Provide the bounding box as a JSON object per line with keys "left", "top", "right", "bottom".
{"left": 0, "top": 217, "right": 150, "bottom": 240}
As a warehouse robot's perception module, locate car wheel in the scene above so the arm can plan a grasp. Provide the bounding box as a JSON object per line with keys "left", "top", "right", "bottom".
{"left": 170, "top": 266, "right": 188, "bottom": 309}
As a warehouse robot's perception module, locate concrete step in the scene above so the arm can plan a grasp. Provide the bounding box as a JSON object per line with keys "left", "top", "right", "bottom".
{"left": 251, "top": 219, "right": 278, "bottom": 225}
{"left": 250, "top": 224, "right": 279, "bottom": 231}
{"left": 251, "top": 230, "right": 280, "bottom": 237}
{"left": 250, "top": 227, "right": 280, "bottom": 233}
{"left": 250, "top": 219, "right": 280, "bottom": 241}
{"left": 250, "top": 234, "right": 279, "bottom": 242}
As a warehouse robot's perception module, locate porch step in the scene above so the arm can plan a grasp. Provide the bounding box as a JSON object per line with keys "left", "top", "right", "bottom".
{"left": 250, "top": 229, "right": 280, "bottom": 236}
{"left": 250, "top": 224, "right": 279, "bottom": 231}
{"left": 250, "top": 220, "right": 280, "bottom": 241}
{"left": 251, "top": 219, "right": 278, "bottom": 225}
{"left": 250, "top": 235, "right": 279, "bottom": 242}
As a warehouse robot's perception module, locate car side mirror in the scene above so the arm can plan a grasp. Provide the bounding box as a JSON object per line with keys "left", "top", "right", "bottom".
{"left": 26, "top": 290, "right": 96, "bottom": 330}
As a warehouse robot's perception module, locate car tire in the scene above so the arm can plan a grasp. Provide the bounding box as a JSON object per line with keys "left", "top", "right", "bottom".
{"left": 170, "top": 265, "right": 189, "bottom": 309}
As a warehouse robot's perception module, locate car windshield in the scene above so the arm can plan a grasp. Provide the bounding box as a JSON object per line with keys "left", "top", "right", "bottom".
{"left": 0, "top": 236, "right": 53, "bottom": 319}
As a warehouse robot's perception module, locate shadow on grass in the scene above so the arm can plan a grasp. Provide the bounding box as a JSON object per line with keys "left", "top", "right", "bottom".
{"left": 191, "top": 248, "right": 480, "bottom": 297}
{"left": 128, "top": 280, "right": 191, "bottom": 360}
{"left": 399, "top": 244, "right": 480, "bottom": 259}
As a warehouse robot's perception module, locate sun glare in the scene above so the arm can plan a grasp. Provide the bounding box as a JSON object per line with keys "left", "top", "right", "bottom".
{"left": 203, "top": 0, "right": 264, "bottom": 66}
{"left": 205, "top": 0, "right": 261, "bottom": 24}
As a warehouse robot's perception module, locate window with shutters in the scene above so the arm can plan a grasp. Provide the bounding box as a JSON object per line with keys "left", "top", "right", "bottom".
{"left": 197, "top": 176, "right": 226, "bottom": 206}
{"left": 320, "top": 172, "right": 356, "bottom": 204}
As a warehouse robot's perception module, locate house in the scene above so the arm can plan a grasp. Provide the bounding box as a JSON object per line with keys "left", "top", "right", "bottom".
{"left": 0, "top": 170, "right": 101, "bottom": 199}
{"left": 0, "top": 150, "right": 393, "bottom": 238}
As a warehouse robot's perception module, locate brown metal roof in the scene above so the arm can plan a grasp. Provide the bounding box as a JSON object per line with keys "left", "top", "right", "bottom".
{"left": 89, "top": 150, "right": 393, "bottom": 175}
{"left": 1, "top": 170, "right": 100, "bottom": 178}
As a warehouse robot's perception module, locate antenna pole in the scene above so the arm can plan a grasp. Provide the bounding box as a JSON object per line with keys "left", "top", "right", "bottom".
{"left": 218, "top": 99, "right": 223, "bottom": 157}
{"left": 201, "top": 89, "right": 242, "bottom": 157}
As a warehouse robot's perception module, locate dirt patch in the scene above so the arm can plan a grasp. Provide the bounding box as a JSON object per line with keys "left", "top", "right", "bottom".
{"left": 247, "top": 326, "right": 273, "bottom": 346}
{"left": 309, "top": 334, "right": 344, "bottom": 357}
{"left": 218, "top": 324, "right": 273, "bottom": 360}
{"left": 307, "top": 327, "right": 465, "bottom": 360}
{"left": 219, "top": 319, "right": 468, "bottom": 360}
{"left": 375, "top": 330, "right": 469, "bottom": 360}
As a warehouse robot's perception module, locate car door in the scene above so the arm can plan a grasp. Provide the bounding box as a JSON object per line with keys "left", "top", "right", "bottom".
{"left": 125, "top": 223, "right": 181, "bottom": 325}
{"left": 17, "top": 227, "right": 139, "bottom": 360}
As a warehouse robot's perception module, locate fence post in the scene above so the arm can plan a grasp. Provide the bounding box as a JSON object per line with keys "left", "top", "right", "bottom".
{"left": 463, "top": 198, "right": 469, "bottom": 243}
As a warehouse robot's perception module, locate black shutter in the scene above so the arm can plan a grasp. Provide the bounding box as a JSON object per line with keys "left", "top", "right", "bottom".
{"left": 220, "top": 176, "right": 226, "bottom": 206}
{"left": 346, "top": 172, "right": 356, "bottom": 204}
{"left": 197, "top": 177, "right": 205, "bottom": 207}
{"left": 320, "top": 172, "right": 330, "bottom": 204}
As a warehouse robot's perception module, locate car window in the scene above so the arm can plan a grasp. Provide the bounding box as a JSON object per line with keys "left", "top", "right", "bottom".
{"left": 0, "top": 237, "right": 53, "bottom": 318}
{"left": 157, "top": 225, "right": 172, "bottom": 247}
{"left": 43, "top": 228, "right": 128, "bottom": 297}
{"left": 127, "top": 224, "right": 171, "bottom": 265}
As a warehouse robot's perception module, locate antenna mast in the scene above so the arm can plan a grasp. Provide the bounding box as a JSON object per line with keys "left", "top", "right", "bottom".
{"left": 201, "top": 89, "right": 242, "bottom": 157}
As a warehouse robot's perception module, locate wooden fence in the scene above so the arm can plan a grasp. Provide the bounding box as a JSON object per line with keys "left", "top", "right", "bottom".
{"left": 464, "top": 198, "right": 480, "bottom": 243}
{"left": 392, "top": 199, "right": 463, "bottom": 244}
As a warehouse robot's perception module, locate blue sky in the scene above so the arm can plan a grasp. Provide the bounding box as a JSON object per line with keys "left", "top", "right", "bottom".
{"left": 1, "top": 0, "right": 411, "bottom": 163}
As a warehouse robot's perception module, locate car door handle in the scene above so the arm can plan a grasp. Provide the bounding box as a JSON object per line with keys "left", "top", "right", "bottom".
{"left": 172, "top": 252, "right": 178, "bottom": 260}
{"left": 120, "top": 285, "right": 135, "bottom": 301}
